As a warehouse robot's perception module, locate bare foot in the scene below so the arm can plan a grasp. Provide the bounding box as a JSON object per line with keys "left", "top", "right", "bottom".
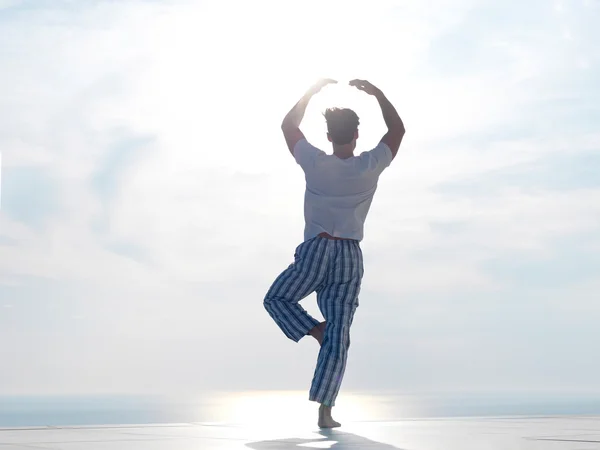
{"left": 308, "top": 321, "right": 327, "bottom": 346}
{"left": 318, "top": 404, "right": 341, "bottom": 429}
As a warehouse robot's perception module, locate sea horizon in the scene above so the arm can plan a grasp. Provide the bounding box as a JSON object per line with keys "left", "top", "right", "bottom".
{"left": 3, "top": 390, "right": 600, "bottom": 428}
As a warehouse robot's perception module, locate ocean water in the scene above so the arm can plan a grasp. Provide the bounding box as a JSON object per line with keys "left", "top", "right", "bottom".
{"left": 2, "top": 391, "right": 600, "bottom": 428}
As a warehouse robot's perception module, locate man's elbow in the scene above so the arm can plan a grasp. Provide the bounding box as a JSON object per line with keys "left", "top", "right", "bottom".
{"left": 387, "top": 121, "right": 405, "bottom": 134}
{"left": 390, "top": 125, "right": 405, "bottom": 140}
{"left": 396, "top": 120, "right": 406, "bottom": 134}
{"left": 282, "top": 123, "right": 302, "bottom": 137}
{"left": 281, "top": 121, "right": 296, "bottom": 131}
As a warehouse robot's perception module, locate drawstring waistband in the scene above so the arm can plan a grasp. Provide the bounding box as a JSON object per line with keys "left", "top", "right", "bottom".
{"left": 318, "top": 232, "right": 358, "bottom": 242}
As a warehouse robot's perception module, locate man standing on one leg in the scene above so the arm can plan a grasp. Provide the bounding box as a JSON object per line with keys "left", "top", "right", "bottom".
{"left": 264, "top": 78, "right": 405, "bottom": 428}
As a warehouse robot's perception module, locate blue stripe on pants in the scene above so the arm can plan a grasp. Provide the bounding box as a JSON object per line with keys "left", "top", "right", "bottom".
{"left": 264, "top": 237, "right": 363, "bottom": 407}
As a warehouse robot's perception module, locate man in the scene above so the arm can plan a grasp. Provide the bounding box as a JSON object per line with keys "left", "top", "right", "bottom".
{"left": 263, "top": 79, "right": 405, "bottom": 428}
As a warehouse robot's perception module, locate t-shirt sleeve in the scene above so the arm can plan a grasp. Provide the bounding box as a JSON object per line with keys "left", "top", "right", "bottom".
{"left": 360, "top": 141, "right": 394, "bottom": 174}
{"left": 293, "top": 139, "right": 325, "bottom": 170}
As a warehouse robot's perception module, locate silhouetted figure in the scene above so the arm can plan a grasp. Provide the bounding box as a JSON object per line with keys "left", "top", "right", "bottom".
{"left": 264, "top": 79, "right": 405, "bottom": 428}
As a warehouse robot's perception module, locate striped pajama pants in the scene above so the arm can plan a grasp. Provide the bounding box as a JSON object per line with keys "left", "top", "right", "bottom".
{"left": 263, "top": 236, "right": 363, "bottom": 407}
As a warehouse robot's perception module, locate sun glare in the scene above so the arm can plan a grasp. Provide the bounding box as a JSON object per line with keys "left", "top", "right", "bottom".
{"left": 224, "top": 391, "right": 314, "bottom": 428}
{"left": 212, "top": 391, "right": 391, "bottom": 428}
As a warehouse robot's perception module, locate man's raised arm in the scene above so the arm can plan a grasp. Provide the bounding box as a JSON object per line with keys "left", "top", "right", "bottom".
{"left": 350, "top": 79, "right": 405, "bottom": 159}
{"left": 281, "top": 79, "right": 337, "bottom": 154}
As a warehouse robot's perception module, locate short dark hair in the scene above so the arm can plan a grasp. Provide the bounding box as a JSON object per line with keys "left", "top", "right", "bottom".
{"left": 324, "top": 108, "right": 360, "bottom": 145}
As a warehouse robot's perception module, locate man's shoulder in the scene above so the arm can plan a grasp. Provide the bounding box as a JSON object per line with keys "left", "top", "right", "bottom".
{"left": 356, "top": 142, "right": 393, "bottom": 172}
{"left": 295, "top": 138, "right": 326, "bottom": 154}
{"left": 294, "top": 139, "right": 326, "bottom": 169}
{"left": 358, "top": 141, "right": 392, "bottom": 158}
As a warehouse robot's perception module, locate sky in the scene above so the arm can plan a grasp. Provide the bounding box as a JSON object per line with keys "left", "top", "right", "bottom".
{"left": 0, "top": 0, "right": 599, "bottom": 397}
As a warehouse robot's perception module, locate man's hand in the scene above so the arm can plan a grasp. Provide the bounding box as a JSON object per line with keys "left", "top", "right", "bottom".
{"left": 349, "top": 79, "right": 381, "bottom": 96}
{"left": 307, "top": 78, "right": 338, "bottom": 96}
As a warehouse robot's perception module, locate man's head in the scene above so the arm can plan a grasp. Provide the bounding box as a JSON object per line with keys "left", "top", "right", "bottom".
{"left": 324, "top": 108, "right": 360, "bottom": 146}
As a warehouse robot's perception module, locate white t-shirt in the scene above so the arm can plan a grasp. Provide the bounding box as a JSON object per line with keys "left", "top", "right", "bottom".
{"left": 293, "top": 139, "right": 393, "bottom": 242}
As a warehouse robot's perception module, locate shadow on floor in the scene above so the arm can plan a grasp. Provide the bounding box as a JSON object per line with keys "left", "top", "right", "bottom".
{"left": 246, "top": 429, "right": 403, "bottom": 449}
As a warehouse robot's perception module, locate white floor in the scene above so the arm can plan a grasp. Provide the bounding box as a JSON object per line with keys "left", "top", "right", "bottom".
{"left": 2, "top": 417, "right": 600, "bottom": 450}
